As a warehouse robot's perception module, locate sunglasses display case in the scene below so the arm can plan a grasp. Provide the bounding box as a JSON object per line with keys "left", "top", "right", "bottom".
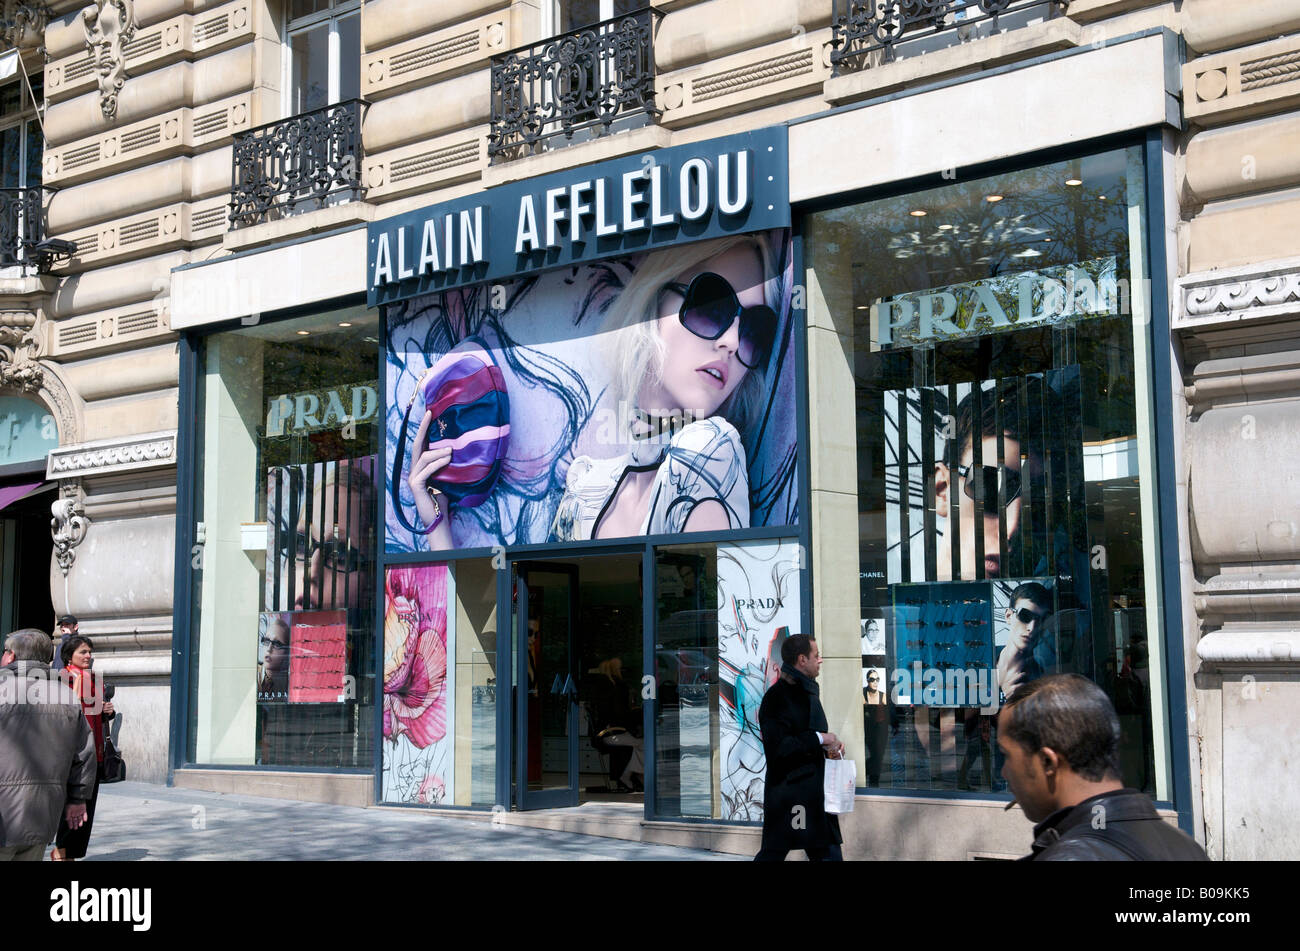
{"left": 890, "top": 581, "right": 994, "bottom": 706}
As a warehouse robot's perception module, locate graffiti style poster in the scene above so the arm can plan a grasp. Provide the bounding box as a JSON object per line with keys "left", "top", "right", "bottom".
{"left": 384, "top": 230, "right": 798, "bottom": 553}
{"left": 381, "top": 563, "right": 456, "bottom": 804}
{"left": 716, "top": 538, "right": 802, "bottom": 821}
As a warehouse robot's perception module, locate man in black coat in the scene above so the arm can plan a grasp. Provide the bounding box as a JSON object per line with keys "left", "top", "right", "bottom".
{"left": 998, "top": 674, "right": 1208, "bottom": 861}
{"left": 755, "top": 634, "right": 844, "bottom": 861}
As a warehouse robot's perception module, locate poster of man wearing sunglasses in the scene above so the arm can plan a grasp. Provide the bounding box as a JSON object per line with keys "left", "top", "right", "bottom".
{"left": 385, "top": 230, "right": 797, "bottom": 552}
{"left": 992, "top": 579, "right": 1055, "bottom": 701}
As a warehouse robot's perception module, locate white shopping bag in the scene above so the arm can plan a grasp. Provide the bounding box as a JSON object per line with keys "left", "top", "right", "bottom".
{"left": 823, "top": 754, "right": 857, "bottom": 814}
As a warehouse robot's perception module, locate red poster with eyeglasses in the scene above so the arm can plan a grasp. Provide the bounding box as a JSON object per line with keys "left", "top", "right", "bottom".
{"left": 288, "top": 610, "right": 348, "bottom": 703}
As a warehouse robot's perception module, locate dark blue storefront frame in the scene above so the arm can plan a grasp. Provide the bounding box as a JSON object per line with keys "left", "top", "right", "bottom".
{"left": 170, "top": 126, "right": 1193, "bottom": 841}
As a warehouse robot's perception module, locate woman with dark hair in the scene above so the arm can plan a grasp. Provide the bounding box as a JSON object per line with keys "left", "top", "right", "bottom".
{"left": 50, "top": 634, "right": 113, "bottom": 861}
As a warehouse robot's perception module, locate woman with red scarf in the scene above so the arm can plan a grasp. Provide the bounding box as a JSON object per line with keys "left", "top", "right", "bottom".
{"left": 50, "top": 635, "right": 114, "bottom": 861}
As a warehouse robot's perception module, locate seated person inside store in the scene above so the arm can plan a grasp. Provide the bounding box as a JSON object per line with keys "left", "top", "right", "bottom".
{"left": 997, "top": 673, "right": 1206, "bottom": 861}
{"left": 587, "top": 658, "right": 644, "bottom": 792}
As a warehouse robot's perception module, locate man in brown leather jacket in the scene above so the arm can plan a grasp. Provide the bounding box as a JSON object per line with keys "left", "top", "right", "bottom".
{"left": 997, "top": 673, "right": 1207, "bottom": 861}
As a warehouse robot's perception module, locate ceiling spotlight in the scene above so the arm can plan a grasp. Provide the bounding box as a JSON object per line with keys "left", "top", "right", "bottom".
{"left": 910, "top": 209, "right": 927, "bottom": 217}
{"left": 938, "top": 223, "right": 954, "bottom": 231}
{"left": 338, "top": 321, "right": 353, "bottom": 327}
{"left": 1044, "top": 237, "right": 1053, "bottom": 242}
{"left": 985, "top": 194, "right": 1004, "bottom": 203}
{"left": 296, "top": 330, "right": 310, "bottom": 335}
{"left": 1065, "top": 178, "right": 1082, "bottom": 186}
{"left": 1098, "top": 194, "right": 1107, "bottom": 200}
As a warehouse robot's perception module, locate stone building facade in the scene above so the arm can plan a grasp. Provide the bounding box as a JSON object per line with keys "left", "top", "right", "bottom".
{"left": 0, "top": 0, "right": 1294, "bottom": 859}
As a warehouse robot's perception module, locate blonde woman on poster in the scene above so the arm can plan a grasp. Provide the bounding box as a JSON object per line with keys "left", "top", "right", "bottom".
{"left": 550, "top": 234, "right": 778, "bottom": 541}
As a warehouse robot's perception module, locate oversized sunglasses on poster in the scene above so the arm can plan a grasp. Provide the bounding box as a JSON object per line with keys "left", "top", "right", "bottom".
{"left": 663, "top": 270, "right": 779, "bottom": 370}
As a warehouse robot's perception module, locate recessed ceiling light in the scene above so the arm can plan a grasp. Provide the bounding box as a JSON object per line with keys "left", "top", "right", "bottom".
{"left": 296, "top": 330, "right": 310, "bottom": 335}
{"left": 338, "top": 321, "right": 352, "bottom": 327}
{"left": 938, "top": 224, "right": 954, "bottom": 231}
{"left": 856, "top": 305, "right": 870, "bottom": 310}
{"left": 910, "top": 209, "right": 927, "bottom": 217}
{"left": 986, "top": 194, "right": 1004, "bottom": 203}
{"left": 1098, "top": 194, "right": 1107, "bottom": 200}
{"left": 1065, "top": 178, "right": 1082, "bottom": 186}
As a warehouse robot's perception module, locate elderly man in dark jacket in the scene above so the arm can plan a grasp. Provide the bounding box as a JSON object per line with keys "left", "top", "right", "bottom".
{"left": 755, "top": 633, "right": 844, "bottom": 861}
{"left": 0, "top": 629, "right": 97, "bottom": 861}
{"left": 998, "top": 673, "right": 1207, "bottom": 861}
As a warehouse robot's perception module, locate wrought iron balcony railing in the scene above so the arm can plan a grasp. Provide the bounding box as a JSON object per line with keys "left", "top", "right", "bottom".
{"left": 0, "top": 187, "right": 73, "bottom": 273}
{"left": 489, "top": 7, "right": 662, "bottom": 164}
{"left": 229, "top": 99, "right": 367, "bottom": 229}
{"left": 831, "top": 0, "right": 1068, "bottom": 75}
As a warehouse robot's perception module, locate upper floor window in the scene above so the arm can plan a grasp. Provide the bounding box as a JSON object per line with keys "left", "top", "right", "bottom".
{"left": 0, "top": 68, "right": 42, "bottom": 189}
{"left": 286, "top": 0, "right": 360, "bottom": 115}
{"left": 548, "top": 0, "right": 641, "bottom": 34}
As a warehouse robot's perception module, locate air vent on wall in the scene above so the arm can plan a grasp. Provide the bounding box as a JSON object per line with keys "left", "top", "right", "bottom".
{"left": 391, "top": 141, "right": 478, "bottom": 183}
{"left": 390, "top": 30, "right": 478, "bottom": 77}
{"left": 58, "top": 323, "right": 98, "bottom": 347}
{"left": 194, "top": 13, "right": 230, "bottom": 43}
{"left": 116, "top": 310, "right": 159, "bottom": 336}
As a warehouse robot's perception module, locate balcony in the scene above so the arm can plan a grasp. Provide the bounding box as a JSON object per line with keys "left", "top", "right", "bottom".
{"left": 488, "top": 7, "right": 662, "bottom": 164}
{"left": 0, "top": 187, "right": 73, "bottom": 273}
{"left": 830, "top": 0, "right": 1069, "bottom": 75}
{"left": 229, "top": 99, "right": 367, "bottom": 229}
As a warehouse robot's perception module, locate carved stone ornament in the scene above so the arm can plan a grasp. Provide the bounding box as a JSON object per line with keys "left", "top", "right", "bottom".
{"left": 51, "top": 483, "right": 88, "bottom": 577}
{"left": 1177, "top": 259, "right": 1300, "bottom": 331}
{"left": 0, "top": 309, "right": 43, "bottom": 392}
{"left": 0, "top": 1, "right": 51, "bottom": 50}
{"left": 81, "top": 0, "right": 137, "bottom": 121}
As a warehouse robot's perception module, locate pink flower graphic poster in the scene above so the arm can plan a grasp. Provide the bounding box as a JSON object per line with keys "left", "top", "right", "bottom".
{"left": 381, "top": 563, "right": 456, "bottom": 804}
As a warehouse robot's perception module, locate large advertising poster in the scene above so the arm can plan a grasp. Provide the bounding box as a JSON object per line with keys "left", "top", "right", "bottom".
{"left": 256, "top": 610, "right": 349, "bottom": 703}
{"left": 381, "top": 563, "right": 456, "bottom": 804}
{"left": 880, "top": 368, "right": 1091, "bottom": 705}
{"left": 716, "top": 538, "right": 802, "bottom": 821}
{"left": 266, "top": 456, "right": 377, "bottom": 613}
{"left": 384, "top": 230, "right": 798, "bottom": 553}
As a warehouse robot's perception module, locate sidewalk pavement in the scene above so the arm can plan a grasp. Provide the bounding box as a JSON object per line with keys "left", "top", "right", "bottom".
{"left": 57, "top": 782, "right": 744, "bottom": 861}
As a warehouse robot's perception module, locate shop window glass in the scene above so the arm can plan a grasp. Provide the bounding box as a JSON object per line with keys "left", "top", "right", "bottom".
{"left": 380, "top": 558, "right": 498, "bottom": 807}
{"left": 806, "top": 145, "right": 1172, "bottom": 798}
{"left": 653, "top": 538, "right": 802, "bottom": 820}
{"left": 187, "top": 307, "right": 379, "bottom": 768}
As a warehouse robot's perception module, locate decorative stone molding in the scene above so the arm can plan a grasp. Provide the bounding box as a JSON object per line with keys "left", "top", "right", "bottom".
{"left": 658, "top": 29, "right": 834, "bottom": 127}
{"left": 0, "top": 309, "right": 42, "bottom": 391}
{"left": 1175, "top": 258, "right": 1300, "bottom": 333}
{"left": 47, "top": 1, "right": 251, "bottom": 104}
{"left": 81, "top": 0, "right": 138, "bottom": 121}
{"left": 1185, "top": 34, "right": 1300, "bottom": 125}
{"left": 47, "top": 429, "right": 176, "bottom": 478}
{"left": 362, "top": 10, "right": 508, "bottom": 100}
{"left": 50, "top": 482, "right": 88, "bottom": 577}
{"left": 0, "top": 1, "right": 51, "bottom": 50}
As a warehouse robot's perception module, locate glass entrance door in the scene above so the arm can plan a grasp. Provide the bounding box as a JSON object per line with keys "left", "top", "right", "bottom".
{"left": 515, "top": 562, "right": 579, "bottom": 809}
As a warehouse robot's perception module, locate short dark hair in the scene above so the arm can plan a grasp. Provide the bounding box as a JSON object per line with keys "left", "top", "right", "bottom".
{"left": 59, "top": 635, "right": 95, "bottom": 667}
{"left": 950, "top": 376, "right": 1062, "bottom": 460}
{"left": 780, "top": 633, "right": 815, "bottom": 667}
{"left": 1009, "top": 581, "right": 1052, "bottom": 613}
{"left": 1002, "top": 674, "right": 1121, "bottom": 782}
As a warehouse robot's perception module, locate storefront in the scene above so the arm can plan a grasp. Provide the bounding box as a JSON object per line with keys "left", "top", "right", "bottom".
{"left": 170, "top": 108, "right": 1192, "bottom": 845}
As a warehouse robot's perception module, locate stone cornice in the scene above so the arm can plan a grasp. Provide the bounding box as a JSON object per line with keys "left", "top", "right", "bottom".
{"left": 1176, "top": 257, "right": 1300, "bottom": 332}
{"left": 47, "top": 429, "right": 176, "bottom": 478}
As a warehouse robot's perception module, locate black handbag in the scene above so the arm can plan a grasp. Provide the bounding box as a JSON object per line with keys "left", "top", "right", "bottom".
{"left": 100, "top": 737, "right": 126, "bottom": 784}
